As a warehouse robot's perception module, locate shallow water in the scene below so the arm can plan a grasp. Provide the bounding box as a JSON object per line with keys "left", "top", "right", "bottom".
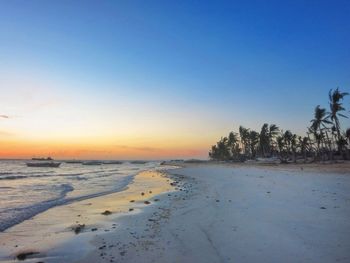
{"left": 0, "top": 160, "right": 161, "bottom": 231}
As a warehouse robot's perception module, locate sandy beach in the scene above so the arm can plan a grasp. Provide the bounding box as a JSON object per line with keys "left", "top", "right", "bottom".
{"left": 2, "top": 2, "right": 350, "bottom": 262}
{"left": 1, "top": 163, "right": 350, "bottom": 263}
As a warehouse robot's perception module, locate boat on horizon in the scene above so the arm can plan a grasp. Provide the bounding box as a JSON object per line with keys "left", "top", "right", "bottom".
{"left": 26, "top": 161, "right": 61, "bottom": 168}
{"left": 31, "top": 157, "right": 53, "bottom": 161}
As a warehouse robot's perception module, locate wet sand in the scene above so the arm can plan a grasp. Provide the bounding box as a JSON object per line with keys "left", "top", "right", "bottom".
{"left": 0, "top": 169, "right": 178, "bottom": 262}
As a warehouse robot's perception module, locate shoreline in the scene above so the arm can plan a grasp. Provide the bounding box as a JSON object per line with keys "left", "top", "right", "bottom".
{"left": 78, "top": 169, "right": 196, "bottom": 263}
{"left": 81, "top": 163, "right": 350, "bottom": 263}
{"left": 1, "top": 162, "right": 349, "bottom": 262}
{"left": 0, "top": 160, "right": 171, "bottom": 234}
{"left": 0, "top": 174, "right": 135, "bottom": 233}
{"left": 0, "top": 167, "right": 180, "bottom": 262}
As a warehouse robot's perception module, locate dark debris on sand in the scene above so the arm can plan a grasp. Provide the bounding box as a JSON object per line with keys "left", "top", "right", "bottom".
{"left": 16, "top": 251, "right": 39, "bottom": 261}
{"left": 89, "top": 171, "right": 197, "bottom": 261}
{"left": 102, "top": 210, "right": 112, "bottom": 216}
{"left": 73, "top": 223, "right": 86, "bottom": 234}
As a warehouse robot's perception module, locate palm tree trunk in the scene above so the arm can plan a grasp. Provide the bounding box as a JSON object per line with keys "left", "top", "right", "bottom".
{"left": 324, "top": 131, "right": 333, "bottom": 161}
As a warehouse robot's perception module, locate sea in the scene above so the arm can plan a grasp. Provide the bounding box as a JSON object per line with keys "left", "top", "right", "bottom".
{"left": 0, "top": 159, "right": 162, "bottom": 232}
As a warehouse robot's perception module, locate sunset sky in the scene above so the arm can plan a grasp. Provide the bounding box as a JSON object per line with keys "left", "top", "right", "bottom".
{"left": 1, "top": 1, "right": 350, "bottom": 159}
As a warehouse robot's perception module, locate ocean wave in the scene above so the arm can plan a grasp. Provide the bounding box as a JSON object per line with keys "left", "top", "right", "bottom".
{"left": 0, "top": 183, "right": 74, "bottom": 232}
{"left": 0, "top": 175, "right": 27, "bottom": 180}
{"left": 0, "top": 172, "right": 13, "bottom": 176}
{"left": 95, "top": 172, "right": 123, "bottom": 178}
{"left": 59, "top": 173, "right": 84, "bottom": 177}
{"left": 0, "top": 175, "right": 134, "bottom": 232}
{"left": 0, "top": 174, "right": 56, "bottom": 180}
{"left": 0, "top": 160, "right": 153, "bottom": 232}
{"left": 64, "top": 175, "right": 88, "bottom": 181}
{"left": 0, "top": 172, "right": 86, "bottom": 180}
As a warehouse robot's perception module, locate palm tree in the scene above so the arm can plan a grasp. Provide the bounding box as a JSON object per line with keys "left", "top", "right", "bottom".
{"left": 228, "top": 132, "right": 238, "bottom": 146}
{"left": 276, "top": 135, "right": 284, "bottom": 153}
{"left": 249, "top": 130, "right": 260, "bottom": 159}
{"left": 277, "top": 131, "right": 287, "bottom": 163}
{"left": 290, "top": 133, "right": 298, "bottom": 163}
{"left": 311, "top": 106, "right": 332, "bottom": 132}
{"left": 345, "top": 128, "right": 350, "bottom": 159}
{"left": 310, "top": 105, "right": 332, "bottom": 158}
{"left": 308, "top": 126, "right": 324, "bottom": 161}
{"left": 239, "top": 126, "right": 250, "bottom": 157}
{"left": 283, "top": 130, "right": 293, "bottom": 158}
{"left": 259, "top": 123, "right": 269, "bottom": 157}
{"left": 227, "top": 131, "right": 240, "bottom": 160}
{"left": 217, "top": 137, "right": 230, "bottom": 160}
{"left": 328, "top": 88, "right": 348, "bottom": 152}
{"left": 299, "top": 136, "right": 310, "bottom": 163}
{"left": 209, "top": 137, "right": 230, "bottom": 161}
{"left": 268, "top": 124, "right": 279, "bottom": 156}
{"left": 346, "top": 128, "right": 350, "bottom": 145}
{"left": 209, "top": 145, "right": 219, "bottom": 160}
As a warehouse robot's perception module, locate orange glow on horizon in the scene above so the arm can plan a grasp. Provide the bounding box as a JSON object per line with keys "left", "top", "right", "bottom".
{"left": 0, "top": 137, "right": 209, "bottom": 160}
{"left": 0, "top": 72, "right": 226, "bottom": 160}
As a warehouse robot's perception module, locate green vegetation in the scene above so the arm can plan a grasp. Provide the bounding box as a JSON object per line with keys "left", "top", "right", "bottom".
{"left": 209, "top": 88, "right": 349, "bottom": 163}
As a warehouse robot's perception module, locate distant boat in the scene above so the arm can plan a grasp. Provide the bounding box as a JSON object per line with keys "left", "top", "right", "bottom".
{"left": 103, "top": 161, "right": 123, "bottom": 165}
{"left": 26, "top": 161, "right": 61, "bottom": 168}
{"left": 82, "top": 161, "right": 102, "bottom": 166}
{"left": 32, "top": 157, "right": 53, "bottom": 161}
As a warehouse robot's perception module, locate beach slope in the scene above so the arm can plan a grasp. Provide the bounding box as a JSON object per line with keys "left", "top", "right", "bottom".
{"left": 82, "top": 164, "right": 350, "bottom": 263}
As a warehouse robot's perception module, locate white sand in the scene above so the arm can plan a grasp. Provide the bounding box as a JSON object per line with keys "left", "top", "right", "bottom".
{"left": 80, "top": 164, "right": 350, "bottom": 263}
{"left": 1, "top": 164, "right": 350, "bottom": 263}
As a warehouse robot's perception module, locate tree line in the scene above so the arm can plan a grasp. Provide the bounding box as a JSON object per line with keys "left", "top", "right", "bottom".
{"left": 209, "top": 88, "right": 350, "bottom": 163}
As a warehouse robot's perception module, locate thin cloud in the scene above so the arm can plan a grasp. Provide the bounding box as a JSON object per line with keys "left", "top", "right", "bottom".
{"left": 0, "top": 115, "right": 9, "bottom": 119}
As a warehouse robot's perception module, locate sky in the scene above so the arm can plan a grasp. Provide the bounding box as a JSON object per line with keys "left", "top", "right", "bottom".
{"left": 0, "top": 0, "right": 350, "bottom": 159}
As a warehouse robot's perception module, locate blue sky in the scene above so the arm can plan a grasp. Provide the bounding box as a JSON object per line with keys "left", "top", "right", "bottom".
{"left": 0, "top": 0, "right": 350, "bottom": 158}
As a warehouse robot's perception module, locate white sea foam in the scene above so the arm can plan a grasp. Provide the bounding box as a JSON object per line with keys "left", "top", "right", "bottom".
{"left": 0, "top": 160, "right": 159, "bottom": 231}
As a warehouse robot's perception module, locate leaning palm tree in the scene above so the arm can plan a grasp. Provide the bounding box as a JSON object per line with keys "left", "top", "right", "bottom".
{"left": 328, "top": 88, "right": 348, "bottom": 151}
{"left": 311, "top": 106, "right": 332, "bottom": 131}
{"left": 310, "top": 105, "right": 332, "bottom": 155}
